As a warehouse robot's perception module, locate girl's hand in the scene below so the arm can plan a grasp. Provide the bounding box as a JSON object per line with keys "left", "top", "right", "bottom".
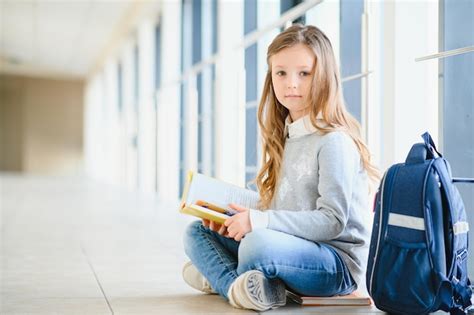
{"left": 224, "top": 203, "right": 252, "bottom": 242}
{"left": 202, "top": 219, "right": 228, "bottom": 236}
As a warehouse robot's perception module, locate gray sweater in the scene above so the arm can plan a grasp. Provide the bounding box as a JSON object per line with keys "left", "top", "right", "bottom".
{"left": 249, "top": 114, "right": 372, "bottom": 290}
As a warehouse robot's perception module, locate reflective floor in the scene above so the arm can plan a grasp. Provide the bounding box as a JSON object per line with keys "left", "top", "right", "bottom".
{"left": 1, "top": 174, "right": 386, "bottom": 314}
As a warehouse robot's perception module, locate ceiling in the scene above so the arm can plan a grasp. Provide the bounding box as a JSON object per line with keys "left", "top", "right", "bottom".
{"left": 0, "top": 0, "right": 133, "bottom": 80}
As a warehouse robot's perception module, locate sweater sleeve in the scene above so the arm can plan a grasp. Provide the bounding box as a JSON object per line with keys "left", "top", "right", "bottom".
{"left": 258, "top": 132, "right": 360, "bottom": 242}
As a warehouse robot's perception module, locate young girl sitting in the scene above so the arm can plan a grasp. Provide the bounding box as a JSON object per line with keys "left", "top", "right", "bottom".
{"left": 182, "top": 23, "right": 379, "bottom": 312}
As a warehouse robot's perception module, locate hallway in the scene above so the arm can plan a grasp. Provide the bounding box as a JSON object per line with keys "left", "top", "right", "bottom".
{"left": 1, "top": 174, "right": 384, "bottom": 314}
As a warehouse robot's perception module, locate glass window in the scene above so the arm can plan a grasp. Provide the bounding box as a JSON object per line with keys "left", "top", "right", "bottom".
{"left": 194, "top": 0, "right": 203, "bottom": 173}
{"left": 155, "top": 24, "right": 162, "bottom": 91}
{"left": 154, "top": 23, "right": 162, "bottom": 192}
{"left": 133, "top": 43, "right": 140, "bottom": 186}
{"left": 133, "top": 44, "right": 140, "bottom": 107}
{"left": 441, "top": 0, "right": 474, "bottom": 276}
{"left": 280, "top": 0, "right": 305, "bottom": 25}
{"left": 117, "top": 63, "right": 123, "bottom": 112}
{"left": 245, "top": 106, "right": 258, "bottom": 188}
{"left": 340, "top": 0, "right": 363, "bottom": 122}
{"left": 244, "top": 0, "right": 259, "bottom": 190}
{"left": 179, "top": 0, "right": 193, "bottom": 196}
{"left": 198, "top": 0, "right": 218, "bottom": 177}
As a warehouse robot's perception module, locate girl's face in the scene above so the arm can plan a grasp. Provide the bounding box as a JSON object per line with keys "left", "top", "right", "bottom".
{"left": 271, "top": 43, "right": 315, "bottom": 122}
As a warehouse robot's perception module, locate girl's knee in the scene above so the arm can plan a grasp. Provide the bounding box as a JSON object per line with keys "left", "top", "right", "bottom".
{"left": 183, "top": 220, "right": 205, "bottom": 255}
{"left": 185, "top": 220, "right": 204, "bottom": 237}
{"left": 238, "top": 229, "right": 276, "bottom": 272}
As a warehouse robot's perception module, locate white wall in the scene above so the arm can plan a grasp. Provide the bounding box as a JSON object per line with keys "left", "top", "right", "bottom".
{"left": 364, "top": 0, "right": 383, "bottom": 169}
{"left": 380, "top": 0, "right": 438, "bottom": 171}
{"left": 306, "top": 0, "right": 340, "bottom": 67}
{"left": 137, "top": 18, "right": 157, "bottom": 194}
{"left": 103, "top": 59, "right": 123, "bottom": 184}
{"left": 84, "top": 74, "right": 105, "bottom": 181}
{"left": 120, "top": 39, "right": 138, "bottom": 191}
{"left": 156, "top": 1, "right": 181, "bottom": 201}
{"left": 214, "top": 0, "right": 245, "bottom": 186}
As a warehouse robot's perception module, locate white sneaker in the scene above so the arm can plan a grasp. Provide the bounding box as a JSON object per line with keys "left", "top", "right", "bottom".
{"left": 228, "top": 270, "right": 287, "bottom": 311}
{"left": 182, "top": 261, "right": 217, "bottom": 294}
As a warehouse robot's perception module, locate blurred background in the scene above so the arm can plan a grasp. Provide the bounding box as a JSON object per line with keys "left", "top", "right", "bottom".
{"left": 0, "top": 0, "right": 473, "bottom": 313}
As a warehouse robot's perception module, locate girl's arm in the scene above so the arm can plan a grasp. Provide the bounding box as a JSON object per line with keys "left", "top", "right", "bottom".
{"left": 250, "top": 132, "right": 365, "bottom": 242}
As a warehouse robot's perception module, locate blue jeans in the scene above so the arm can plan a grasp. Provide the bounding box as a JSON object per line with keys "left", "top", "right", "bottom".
{"left": 183, "top": 220, "right": 356, "bottom": 299}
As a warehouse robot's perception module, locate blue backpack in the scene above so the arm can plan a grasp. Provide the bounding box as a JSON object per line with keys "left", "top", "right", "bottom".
{"left": 366, "top": 132, "right": 473, "bottom": 314}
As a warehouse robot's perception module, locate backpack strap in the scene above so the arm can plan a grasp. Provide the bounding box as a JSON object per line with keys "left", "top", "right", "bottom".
{"left": 420, "top": 132, "right": 472, "bottom": 313}
{"left": 435, "top": 162, "right": 472, "bottom": 314}
{"left": 453, "top": 255, "right": 473, "bottom": 314}
{"left": 450, "top": 278, "right": 472, "bottom": 314}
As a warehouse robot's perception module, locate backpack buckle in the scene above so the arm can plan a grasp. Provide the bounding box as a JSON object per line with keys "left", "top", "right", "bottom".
{"left": 457, "top": 249, "right": 468, "bottom": 262}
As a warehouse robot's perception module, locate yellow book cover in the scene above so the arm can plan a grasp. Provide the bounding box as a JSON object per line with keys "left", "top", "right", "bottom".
{"left": 179, "top": 171, "right": 260, "bottom": 224}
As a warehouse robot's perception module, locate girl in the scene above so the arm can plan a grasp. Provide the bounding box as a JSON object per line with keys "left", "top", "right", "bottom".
{"left": 182, "top": 24, "right": 379, "bottom": 311}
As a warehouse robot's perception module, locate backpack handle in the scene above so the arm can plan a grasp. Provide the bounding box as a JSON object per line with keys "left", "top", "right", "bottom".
{"left": 422, "top": 131, "right": 474, "bottom": 184}
{"left": 422, "top": 132, "right": 443, "bottom": 158}
{"left": 405, "top": 143, "right": 429, "bottom": 164}
{"left": 407, "top": 133, "right": 474, "bottom": 184}
{"left": 405, "top": 132, "right": 441, "bottom": 164}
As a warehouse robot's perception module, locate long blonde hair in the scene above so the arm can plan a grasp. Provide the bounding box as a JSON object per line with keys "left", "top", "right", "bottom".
{"left": 254, "top": 24, "right": 380, "bottom": 209}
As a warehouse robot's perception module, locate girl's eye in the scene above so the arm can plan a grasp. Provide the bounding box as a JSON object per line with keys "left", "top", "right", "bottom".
{"left": 300, "top": 71, "right": 310, "bottom": 76}
{"left": 276, "top": 71, "right": 285, "bottom": 76}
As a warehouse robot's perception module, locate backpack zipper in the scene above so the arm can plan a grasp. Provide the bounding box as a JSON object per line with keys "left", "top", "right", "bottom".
{"left": 369, "top": 170, "right": 389, "bottom": 294}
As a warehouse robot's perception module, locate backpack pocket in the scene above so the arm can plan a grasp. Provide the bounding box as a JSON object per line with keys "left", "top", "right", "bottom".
{"left": 371, "top": 226, "right": 436, "bottom": 314}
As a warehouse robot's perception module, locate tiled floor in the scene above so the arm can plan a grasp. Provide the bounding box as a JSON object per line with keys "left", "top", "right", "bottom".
{"left": 0, "top": 174, "right": 386, "bottom": 314}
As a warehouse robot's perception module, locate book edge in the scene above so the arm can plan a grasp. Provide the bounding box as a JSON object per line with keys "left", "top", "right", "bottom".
{"left": 179, "top": 170, "right": 194, "bottom": 210}
{"left": 286, "top": 290, "right": 371, "bottom": 306}
{"left": 181, "top": 204, "right": 230, "bottom": 225}
{"left": 299, "top": 300, "right": 371, "bottom": 306}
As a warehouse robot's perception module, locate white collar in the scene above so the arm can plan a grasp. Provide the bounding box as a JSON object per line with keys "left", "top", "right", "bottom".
{"left": 284, "top": 114, "right": 322, "bottom": 139}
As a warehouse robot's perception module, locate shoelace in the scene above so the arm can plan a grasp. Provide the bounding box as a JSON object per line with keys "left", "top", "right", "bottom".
{"left": 247, "top": 273, "right": 264, "bottom": 303}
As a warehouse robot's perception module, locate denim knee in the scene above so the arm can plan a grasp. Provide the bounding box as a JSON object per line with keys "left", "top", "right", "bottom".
{"left": 183, "top": 220, "right": 204, "bottom": 257}
{"left": 238, "top": 229, "right": 277, "bottom": 275}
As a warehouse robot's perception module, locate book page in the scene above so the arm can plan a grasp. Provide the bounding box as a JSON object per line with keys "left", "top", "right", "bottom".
{"left": 186, "top": 173, "right": 259, "bottom": 211}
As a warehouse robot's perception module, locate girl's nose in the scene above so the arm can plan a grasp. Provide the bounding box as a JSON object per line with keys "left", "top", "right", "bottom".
{"left": 287, "top": 75, "right": 298, "bottom": 89}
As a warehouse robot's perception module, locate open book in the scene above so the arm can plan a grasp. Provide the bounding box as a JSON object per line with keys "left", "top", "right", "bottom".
{"left": 179, "top": 171, "right": 260, "bottom": 224}
{"left": 286, "top": 290, "right": 372, "bottom": 306}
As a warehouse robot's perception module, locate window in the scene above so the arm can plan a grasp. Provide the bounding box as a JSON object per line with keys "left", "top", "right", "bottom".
{"left": 154, "top": 23, "right": 162, "bottom": 191}
{"left": 340, "top": 0, "right": 364, "bottom": 122}
{"left": 133, "top": 43, "right": 140, "bottom": 186}
{"left": 244, "top": 0, "right": 258, "bottom": 190}
{"left": 180, "top": 0, "right": 213, "bottom": 195}
{"left": 117, "top": 63, "right": 123, "bottom": 113}
{"left": 198, "top": 0, "right": 218, "bottom": 177}
{"left": 193, "top": 0, "right": 203, "bottom": 174}
{"left": 280, "top": 0, "right": 305, "bottom": 25}
{"left": 133, "top": 43, "right": 140, "bottom": 109}
{"left": 155, "top": 24, "right": 162, "bottom": 91}
{"left": 179, "top": 0, "right": 193, "bottom": 196}
{"left": 441, "top": 0, "right": 474, "bottom": 276}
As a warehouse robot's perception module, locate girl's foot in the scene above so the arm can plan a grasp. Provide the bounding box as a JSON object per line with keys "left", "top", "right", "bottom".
{"left": 228, "top": 270, "right": 287, "bottom": 311}
{"left": 182, "top": 261, "right": 217, "bottom": 294}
